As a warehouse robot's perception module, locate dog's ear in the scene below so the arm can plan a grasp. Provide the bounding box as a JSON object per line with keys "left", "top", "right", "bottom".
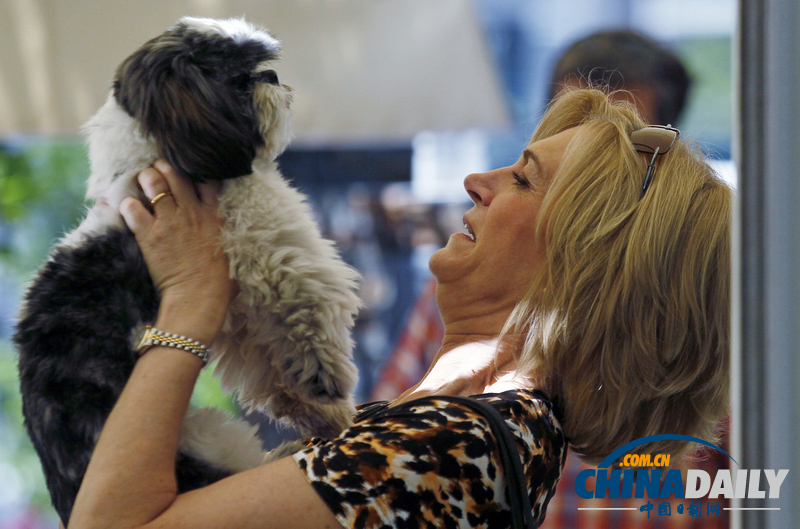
{"left": 113, "top": 29, "right": 265, "bottom": 182}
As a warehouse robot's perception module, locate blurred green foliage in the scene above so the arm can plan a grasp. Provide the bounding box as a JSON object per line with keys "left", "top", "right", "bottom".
{"left": 0, "top": 340, "right": 53, "bottom": 512}
{"left": 192, "top": 362, "right": 240, "bottom": 415}
{"left": 0, "top": 138, "right": 90, "bottom": 522}
{"left": 0, "top": 140, "right": 88, "bottom": 283}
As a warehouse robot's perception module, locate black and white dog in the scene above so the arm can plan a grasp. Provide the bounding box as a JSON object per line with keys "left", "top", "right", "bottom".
{"left": 14, "top": 17, "right": 361, "bottom": 524}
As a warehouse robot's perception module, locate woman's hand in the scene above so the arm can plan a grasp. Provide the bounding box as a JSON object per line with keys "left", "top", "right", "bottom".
{"left": 119, "top": 160, "right": 236, "bottom": 344}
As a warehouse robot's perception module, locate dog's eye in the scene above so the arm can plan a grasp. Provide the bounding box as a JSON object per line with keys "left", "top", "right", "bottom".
{"left": 256, "top": 70, "right": 279, "bottom": 85}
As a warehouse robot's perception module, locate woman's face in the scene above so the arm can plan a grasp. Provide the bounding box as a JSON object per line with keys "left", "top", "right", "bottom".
{"left": 430, "top": 126, "right": 580, "bottom": 313}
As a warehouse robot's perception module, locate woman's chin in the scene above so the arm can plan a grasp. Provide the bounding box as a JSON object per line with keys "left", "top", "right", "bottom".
{"left": 429, "top": 240, "right": 471, "bottom": 283}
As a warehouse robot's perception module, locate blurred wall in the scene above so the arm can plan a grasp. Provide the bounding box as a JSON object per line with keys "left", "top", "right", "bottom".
{"left": 0, "top": 0, "right": 510, "bottom": 143}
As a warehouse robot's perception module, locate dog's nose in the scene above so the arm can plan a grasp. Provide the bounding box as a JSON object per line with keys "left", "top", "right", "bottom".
{"left": 257, "top": 69, "right": 279, "bottom": 85}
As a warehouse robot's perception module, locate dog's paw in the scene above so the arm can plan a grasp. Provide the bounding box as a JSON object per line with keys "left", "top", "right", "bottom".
{"left": 309, "top": 371, "right": 344, "bottom": 400}
{"left": 263, "top": 439, "right": 306, "bottom": 463}
{"left": 281, "top": 353, "right": 357, "bottom": 404}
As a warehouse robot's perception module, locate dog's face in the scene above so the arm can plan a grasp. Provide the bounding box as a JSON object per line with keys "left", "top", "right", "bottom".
{"left": 86, "top": 16, "right": 292, "bottom": 200}
{"left": 117, "top": 16, "right": 293, "bottom": 180}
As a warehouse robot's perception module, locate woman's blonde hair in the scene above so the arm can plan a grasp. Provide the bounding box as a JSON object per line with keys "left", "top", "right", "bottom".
{"left": 507, "top": 89, "right": 731, "bottom": 465}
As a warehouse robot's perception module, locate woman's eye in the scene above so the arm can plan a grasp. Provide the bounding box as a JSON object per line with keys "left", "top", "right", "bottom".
{"left": 513, "top": 172, "right": 530, "bottom": 187}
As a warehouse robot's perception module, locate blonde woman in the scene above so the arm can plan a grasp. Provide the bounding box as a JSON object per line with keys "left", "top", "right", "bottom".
{"left": 68, "top": 89, "right": 730, "bottom": 529}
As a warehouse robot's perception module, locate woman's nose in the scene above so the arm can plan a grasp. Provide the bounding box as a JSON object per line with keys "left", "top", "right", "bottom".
{"left": 464, "top": 171, "right": 494, "bottom": 206}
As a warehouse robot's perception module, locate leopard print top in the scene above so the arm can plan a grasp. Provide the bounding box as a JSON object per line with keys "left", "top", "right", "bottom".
{"left": 292, "top": 389, "right": 567, "bottom": 529}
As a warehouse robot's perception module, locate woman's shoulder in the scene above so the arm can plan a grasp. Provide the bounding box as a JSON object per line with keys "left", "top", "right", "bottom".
{"left": 474, "top": 389, "right": 566, "bottom": 439}
{"left": 472, "top": 389, "right": 568, "bottom": 466}
{"left": 353, "top": 388, "right": 566, "bottom": 461}
{"left": 473, "top": 387, "right": 562, "bottom": 420}
{"left": 357, "top": 388, "right": 561, "bottom": 422}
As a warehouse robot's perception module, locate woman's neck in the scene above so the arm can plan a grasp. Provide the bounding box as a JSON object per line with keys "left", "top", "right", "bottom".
{"left": 392, "top": 332, "right": 530, "bottom": 406}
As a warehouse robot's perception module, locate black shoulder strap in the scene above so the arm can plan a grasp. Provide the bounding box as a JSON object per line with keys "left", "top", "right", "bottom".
{"left": 371, "top": 395, "right": 535, "bottom": 529}
{"left": 353, "top": 400, "right": 391, "bottom": 422}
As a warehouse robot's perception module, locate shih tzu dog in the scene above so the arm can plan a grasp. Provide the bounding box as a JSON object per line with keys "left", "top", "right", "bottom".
{"left": 14, "top": 17, "right": 361, "bottom": 524}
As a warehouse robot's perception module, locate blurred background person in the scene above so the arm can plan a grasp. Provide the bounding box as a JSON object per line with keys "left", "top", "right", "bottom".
{"left": 549, "top": 29, "right": 691, "bottom": 125}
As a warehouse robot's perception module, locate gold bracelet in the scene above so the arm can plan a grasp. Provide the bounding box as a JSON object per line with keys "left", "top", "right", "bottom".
{"left": 135, "top": 325, "right": 210, "bottom": 365}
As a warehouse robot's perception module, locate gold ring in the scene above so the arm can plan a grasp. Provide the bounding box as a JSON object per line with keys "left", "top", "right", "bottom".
{"left": 149, "top": 191, "right": 172, "bottom": 206}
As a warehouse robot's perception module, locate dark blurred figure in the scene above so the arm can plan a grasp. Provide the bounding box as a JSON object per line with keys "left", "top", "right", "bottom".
{"left": 550, "top": 29, "right": 692, "bottom": 125}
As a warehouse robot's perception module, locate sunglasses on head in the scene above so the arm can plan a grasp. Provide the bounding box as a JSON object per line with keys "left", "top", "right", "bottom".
{"left": 630, "top": 125, "right": 680, "bottom": 195}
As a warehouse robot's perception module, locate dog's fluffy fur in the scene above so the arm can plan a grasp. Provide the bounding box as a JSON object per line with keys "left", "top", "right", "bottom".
{"left": 14, "top": 17, "right": 361, "bottom": 523}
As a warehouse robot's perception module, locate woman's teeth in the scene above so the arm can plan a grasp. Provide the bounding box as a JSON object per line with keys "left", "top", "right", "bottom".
{"left": 463, "top": 223, "right": 475, "bottom": 241}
